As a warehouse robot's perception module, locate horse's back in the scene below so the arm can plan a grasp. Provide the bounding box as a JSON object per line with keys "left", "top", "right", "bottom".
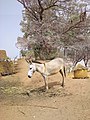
{"left": 48, "top": 58, "right": 64, "bottom": 65}
{"left": 44, "top": 58, "right": 64, "bottom": 75}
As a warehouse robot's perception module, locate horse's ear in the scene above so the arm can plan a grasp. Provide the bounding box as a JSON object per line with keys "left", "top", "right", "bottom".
{"left": 32, "top": 59, "right": 36, "bottom": 63}
{"left": 25, "top": 57, "right": 32, "bottom": 64}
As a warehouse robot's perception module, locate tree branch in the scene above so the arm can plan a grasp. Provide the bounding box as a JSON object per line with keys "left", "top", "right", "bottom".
{"left": 17, "top": 0, "right": 39, "bottom": 21}
{"left": 62, "top": 20, "right": 83, "bottom": 34}
{"left": 37, "top": 0, "right": 44, "bottom": 21}
{"left": 44, "top": 0, "right": 58, "bottom": 10}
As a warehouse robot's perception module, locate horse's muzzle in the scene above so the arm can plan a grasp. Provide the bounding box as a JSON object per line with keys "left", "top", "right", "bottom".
{"left": 28, "top": 75, "right": 31, "bottom": 78}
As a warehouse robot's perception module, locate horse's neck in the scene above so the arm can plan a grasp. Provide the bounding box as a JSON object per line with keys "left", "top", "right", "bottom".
{"left": 35, "top": 63, "right": 44, "bottom": 73}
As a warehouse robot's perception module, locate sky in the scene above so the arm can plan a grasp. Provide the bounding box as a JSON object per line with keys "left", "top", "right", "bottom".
{"left": 0, "top": 0, "right": 23, "bottom": 59}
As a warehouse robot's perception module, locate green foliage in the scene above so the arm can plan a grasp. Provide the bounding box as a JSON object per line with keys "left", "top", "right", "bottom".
{"left": 20, "top": 50, "right": 27, "bottom": 57}
{"left": 70, "top": 14, "right": 80, "bottom": 22}
{"left": 26, "top": 50, "right": 34, "bottom": 58}
{"left": 33, "top": 43, "right": 57, "bottom": 60}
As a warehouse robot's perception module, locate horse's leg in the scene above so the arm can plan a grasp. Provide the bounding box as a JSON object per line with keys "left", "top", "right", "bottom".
{"left": 59, "top": 69, "right": 64, "bottom": 87}
{"left": 43, "top": 75, "right": 48, "bottom": 90}
{"left": 63, "top": 66, "right": 66, "bottom": 77}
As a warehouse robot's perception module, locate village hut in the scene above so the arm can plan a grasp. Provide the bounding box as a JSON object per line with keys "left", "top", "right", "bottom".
{"left": 73, "top": 64, "right": 88, "bottom": 79}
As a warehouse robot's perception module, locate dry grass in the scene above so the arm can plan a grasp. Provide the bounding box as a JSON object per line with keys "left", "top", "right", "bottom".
{"left": 0, "top": 50, "right": 7, "bottom": 60}
{"left": 0, "top": 61, "right": 15, "bottom": 76}
{"left": 0, "top": 58, "right": 90, "bottom": 120}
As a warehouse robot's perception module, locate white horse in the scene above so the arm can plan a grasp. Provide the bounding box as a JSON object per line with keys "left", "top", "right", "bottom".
{"left": 26, "top": 58, "right": 66, "bottom": 90}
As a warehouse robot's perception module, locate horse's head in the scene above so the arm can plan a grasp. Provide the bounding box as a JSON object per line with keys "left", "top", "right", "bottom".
{"left": 25, "top": 56, "right": 36, "bottom": 78}
{"left": 28, "top": 63, "right": 36, "bottom": 78}
{"left": 25, "top": 56, "right": 43, "bottom": 78}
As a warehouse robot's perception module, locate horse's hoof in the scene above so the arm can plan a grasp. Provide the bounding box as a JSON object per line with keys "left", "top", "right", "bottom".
{"left": 61, "top": 84, "right": 64, "bottom": 87}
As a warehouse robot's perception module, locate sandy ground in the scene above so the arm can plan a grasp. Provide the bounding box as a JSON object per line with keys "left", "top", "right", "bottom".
{"left": 0, "top": 58, "right": 90, "bottom": 120}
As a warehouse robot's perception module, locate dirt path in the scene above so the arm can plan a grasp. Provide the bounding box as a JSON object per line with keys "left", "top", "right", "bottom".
{"left": 0, "top": 58, "right": 90, "bottom": 120}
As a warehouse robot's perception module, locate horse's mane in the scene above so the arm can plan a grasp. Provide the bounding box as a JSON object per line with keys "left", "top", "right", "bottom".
{"left": 32, "top": 58, "right": 54, "bottom": 64}
{"left": 32, "top": 60, "right": 43, "bottom": 64}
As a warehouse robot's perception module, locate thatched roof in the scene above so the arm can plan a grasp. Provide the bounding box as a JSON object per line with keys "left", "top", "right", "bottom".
{"left": 73, "top": 64, "right": 87, "bottom": 71}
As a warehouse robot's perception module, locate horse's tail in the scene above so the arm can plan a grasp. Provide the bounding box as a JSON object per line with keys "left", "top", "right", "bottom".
{"left": 63, "top": 66, "right": 66, "bottom": 77}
